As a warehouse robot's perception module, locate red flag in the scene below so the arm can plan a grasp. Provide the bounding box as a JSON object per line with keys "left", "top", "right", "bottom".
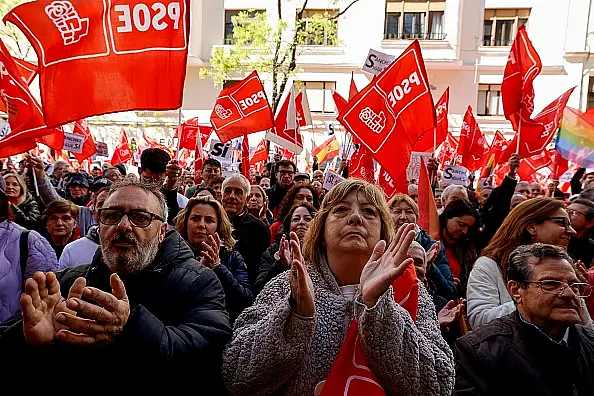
{"left": 320, "top": 264, "right": 418, "bottom": 396}
{"left": 550, "top": 150, "right": 569, "bottom": 180}
{"left": 413, "top": 87, "right": 449, "bottom": 152}
{"left": 0, "top": 39, "right": 53, "bottom": 157}
{"left": 349, "top": 145, "right": 376, "bottom": 184}
{"left": 37, "top": 127, "right": 65, "bottom": 151}
{"left": 176, "top": 118, "right": 212, "bottom": 151}
{"left": 502, "top": 25, "right": 542, "bottom": 130}
{"left": 378, "top": 166, "right": 406, "bottom": 199}
{"left": 438, "top": 132, "right": 458, "bottom": 167}
{"left": 332, "top": 90, "right": 348, "bottom": 115}
{"left": 0, "top": 57, "right": 37, "bottom": 114}
{"left": 480, "top": 131, "right": 509, "bottom": 180}
{"left": 71, "top": 119, "right": 96, "bottom": 162}
{"left": 501, "top": 87, "right": 575, "bottom": 161}
{"left": 295, "top": 88, "right": 312, "bottom": 127}
{"left": 111, "top": 128, "right": 132, "bottom": 165}
{"left": 241, "top": 135, "right": 250, "bottom": 178}
{"left": 141, "top": 128, "right": 174, "bottom": 157}
{"left": 249, "top": 138, "right": 268, "bottom": 165}
{"left": 5, "top": 0, "right": 190, "bottom": 128}
{"left": 517, "top": 150, "right": 552, "bottom": 180}
{"left": 456, "top": 106, "right": 489, "bottom": 172}
{"left": 338, "top": 40, "right": 435, "bottom": 190}
{"left": 418, "top": 159, "right": 440, "bottom": 241}
{"left": 349, "top": 74, "right": 358, "bottom": 101}
{"left": 211, "top": 71, "right": 274, "bottom": 143}
{"left": 267, "top": 85, "right": 303, "bottom": 153}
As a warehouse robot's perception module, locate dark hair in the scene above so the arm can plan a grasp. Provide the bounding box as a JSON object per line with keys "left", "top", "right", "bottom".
{"left": 113, "top": 163, "right": 127, "bottom": 176}
{"left": 439, "top": 198, "right": 480, "bottom": 229}
{"left": 571, "top": 198, "right": 594, "bottom": 220}
{"left": 202, "top": 158, "right": 222, "bottom": 170}
{"left": 140, "top": 148, "right": 170, "bottom": 174}
{"left": 578, "top": 188, "right": 594, "bottom": 202}
{"left": 553, "top": 189, "right": 566, "bottom": 200}
{"left": 208, "top": 176, "right": 225, "bottom": 187}
{"left": 279, "top": 203, "right": 317, "bottom": 241}
{"left": 96, "top": 186, "right": 111, "bottom": 196}
{"left": 274, "top": 160, "right": 296, "bottom": 174}
{"left": 277, "top": 183, "right": 320, "bottom": 222}
{"left": 0, "top": 189, "right": 14, "bottom": 222}
{"left": 254, "top": 175, "right": 263, "bottom": 184}
{"left": 193, "top": 186, "right": 217, "bottom": 198}
{"left": 506, "top": 243, "right": 572, "bottom": 283}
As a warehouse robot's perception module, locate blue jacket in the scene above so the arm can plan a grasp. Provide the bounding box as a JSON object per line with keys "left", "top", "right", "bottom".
{"left": 415, "top": 228, "right": 457, "bottom": 301}
{"left": 0, "top": 221, "right": 62, "bottom": 323}
{"left": 212, "top": 248, "right": 254, "bottom": 321}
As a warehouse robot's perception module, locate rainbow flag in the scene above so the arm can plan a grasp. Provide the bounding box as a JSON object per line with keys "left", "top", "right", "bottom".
{"left": 312, "top": 135, "right": 339, "bottom": 165}
{"left": 556, "top": 107, "right": 594, "bottom": 168}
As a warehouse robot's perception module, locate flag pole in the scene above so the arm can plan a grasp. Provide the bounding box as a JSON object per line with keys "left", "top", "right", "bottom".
{"left": 516, "top": 117, "right": 522, "bottom": 154}
{"left": 433, "top": 127, "right": 437, "bottom": 154}
{"left": 176, "top": 107, "right": 182, "bottom": 160}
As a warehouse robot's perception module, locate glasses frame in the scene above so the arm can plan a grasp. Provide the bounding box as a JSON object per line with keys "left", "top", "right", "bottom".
{"left": 98, "top": 208, "right": 165, "bottom": 228}
{"left": 542, "top": 216, "right": 571, "bottom": 230}
{"left": 567, "top": 208, "right": 588, "bottom": 218}
{"left": 525, "top": 280, "right": 593, "bottom": 298}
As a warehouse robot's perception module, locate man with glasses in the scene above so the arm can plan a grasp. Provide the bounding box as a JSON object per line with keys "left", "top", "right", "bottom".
{"left": 567, "top": 199, "right": 594, "bottom": 268}
{"left": 184, "top": 158, "right": 222, "bottom": 198}
{"left": 455, "top": 243, "right": 594, "bottom": 395}
{"left": 0, "top": 180, "right": 231, "bottom": 391}
{"left": 266, "top": 159, "right": 296, "bottom": 215}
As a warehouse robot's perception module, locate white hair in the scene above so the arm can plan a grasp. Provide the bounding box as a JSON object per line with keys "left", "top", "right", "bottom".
{"left": 222, "top": 173, "right": 250, "bottom": 195}
{"left": 441, "top": 184, "right": 468, "bottom": 202}
{"left": 408, "top": 240, "right": 425, "bottom": 252}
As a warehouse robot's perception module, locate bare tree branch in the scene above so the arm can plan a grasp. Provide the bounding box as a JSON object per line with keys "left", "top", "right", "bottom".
{"left": 331, "top": 0, "right": 360, "bottom": 20}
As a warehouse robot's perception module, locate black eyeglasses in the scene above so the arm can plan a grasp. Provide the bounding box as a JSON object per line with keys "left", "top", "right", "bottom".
{"left": 567, "top": 208, "right": 588, "bottom": 218}
{"left": 542, "top": 216, "right": 571, "bottom": 230}
{"left": 98, "top": 208, "right": 164, "bottom": 228}
{"left": 525, "top": 280, "right": 592, "bottom": 298}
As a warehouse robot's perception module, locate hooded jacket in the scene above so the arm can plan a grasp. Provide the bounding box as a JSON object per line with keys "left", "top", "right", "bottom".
{"left": 0, "top": 230, "right": 232, "bottom": 392}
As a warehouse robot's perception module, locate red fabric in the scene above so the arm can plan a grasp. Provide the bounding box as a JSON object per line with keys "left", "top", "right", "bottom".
{"left": 349, "top": 145, "right": 376, "bottom": 184}
{"left": 502, "top": 25, "right": 542, "bottom": 131}
{"left": 37, "top": 127, "right": 65, "bottom": 151}
{"left": 0, "top": 39, "right": 54, "bottom": 157}
{"left": 445, "top": 247, "right": 461, "bottom": 279}
{"left": 337, "top": 41, "right": 435, "bottom": 186}
{"left": 211, "top": 71, "right": 274, "bottom": 143}
{"left": 418, "top": 159, "right": 440, "bottom": 241}
{"left": 111, "top": 128, "right": 132, "bottom": 165}
{"left": 5, "top": 0, "right": 190, "bottom": 128}
{"left": 268, "top": 86, "right": 303, "bottom": 153}
{"left": 377, "top": 166, "right": 402, "bottom": 199}
{"left": 142, "top": 128, "right": 173, "bottom": 157}
{"left": 550, "top": 150, "right": 569, "bottom": 179}
{"left": 269, "top": 221, "right": 281, "bottom": 245}
{"left": 349, "top": 74, "right": 359, "bottom": 101}
{"left": 0, "top": 57, "right": 37, "bottom": 114}
{"left": 517, "top": 149, "right": 553, "bottom": 180}
{"left": 457, "top": 106, "right": 489, "bottom": 172}
{"left": 438, "top": 133, "right": 458, "bottom": 167}
{"left": 71, "top": 119, "right": 96, "bottom": 162}
{"left": 250, "top": 138, "right": 268, "bottom": 165}
{"left": 295, "top": 90, "right": 311, "bottom": 127}
{"left": 501, "top": 87, "right": 575, "bottom": 161}
{"left": 480, "top": 131, "right": 509, "bottom": 179}
{"left": 320, "top": 264, "right": 419, "bottom": 396}
{"left": 413, "top": 87, "right": 449, "bottom": 152}
{"left": 176, "top": 118, "right": 212, "bottom": 151}
{"left": 332, "top": 91, "right": 348, "bottom": 115}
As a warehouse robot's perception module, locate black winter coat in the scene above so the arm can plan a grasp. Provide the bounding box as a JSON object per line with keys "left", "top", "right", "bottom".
{"left": 210, "top": 248, "right": 254, "bottom": 321}
{"left": 477, "top": 175, "right": 517, "bottom": 251}
{"left": 266, "top": 183, "right": 290, "bottom": 213}
{"left": 254, "top": 242, "right": 287, "bottom": 293}
{"left": 11, "top": 193, "right": 41, "bottom": 231}
{"left": 232, "top": 211, "right": 270, "bottom": 286}
{"left": 0, "top": 231, "right": 231, "bottom": 393}
{"left": 455, "top": 311, "right": 594, "bottom": 396}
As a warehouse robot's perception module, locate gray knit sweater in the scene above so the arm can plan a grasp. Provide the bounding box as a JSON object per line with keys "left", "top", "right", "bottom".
{"left": 222, "top": 256, "right": 455, "bottom": 395}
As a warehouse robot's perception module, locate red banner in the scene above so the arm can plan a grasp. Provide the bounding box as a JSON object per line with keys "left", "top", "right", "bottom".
{"left": 338, "top": 40, "right": 435, "bottom": 188}
{"left": 72, "top": 119, "right": 96, "bottom": 162}
{"left": 295, "top": 88, "right": 312, "bottom": 127}
{"left": 349, "top": 145, "right": 376, "bottom": 184}
{"left": 249, "top": 138, "right": 268, "bottom": 165}
{"left": 211, "top": 71, "right": 274, "bottom": 143}
{"left": 111, "top": 128, "right": 132, "bottom": 165}
{"left": 518, "top": 149, "right": 552, "bottom": 180}
{"left": 413, "top": 87, "right": 449, "bottom": 152}
{"left": 502, "top": 25, "right": 542, "bottom": 130}
{"left": 5, "top": 0, "right": 190, "bottom": 128}
{"left": 176, "top": 118, "right": 212, "bottom": 151}
{"left": 456, "top": 106, "right": 489, "bottom": 172}
{"left": 0, "top": 57, "right": 37, "bottom": 114}
{"left": 438, "top": 132, "right": 458, "bottom": 168}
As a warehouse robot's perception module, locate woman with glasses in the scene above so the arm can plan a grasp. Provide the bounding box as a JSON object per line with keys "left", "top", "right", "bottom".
{"left": 174, "top": 196, "right": 253, "bottom": 321}
{"left": 40, "top": 200, "right": 81, "bottom": 260}
{"left": 466, "top": 197, "right": 592, "bottom": 329}
{"left": 222, "top": 180, "right": 454, "bottom": 396}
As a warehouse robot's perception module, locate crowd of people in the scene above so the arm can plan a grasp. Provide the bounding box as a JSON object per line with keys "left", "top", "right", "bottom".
{"left": 0, "top": 147, "right": 593, "bottom": 394}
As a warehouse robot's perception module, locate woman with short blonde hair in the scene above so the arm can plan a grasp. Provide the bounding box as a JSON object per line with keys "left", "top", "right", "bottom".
{"left": 3, "top": 172, "right": 41, "bottom": 230}
{"left": 223, "top": 179, "right": 454, "bottom": 396}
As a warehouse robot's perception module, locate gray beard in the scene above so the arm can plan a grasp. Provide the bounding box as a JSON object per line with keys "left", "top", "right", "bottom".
{"left": 101, "top": 232, "right": 160, "bottom": 276}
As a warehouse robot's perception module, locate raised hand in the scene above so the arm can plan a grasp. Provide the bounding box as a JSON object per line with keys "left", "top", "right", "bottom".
{"left": 508, "top": 153, "right": 520, "bottom": 178}
{"left": 24, "top": 153, "right": 46, "bottom": 179}
{"left": 165, "top": 159, "right": 183, "bottom": 190}
{"left": 201, "top": 233, "right": 221, "bottom": 269}
{"left": 288, "top": 232, "right": 314, "bottom": 317}
{"left": 55, "top": 273, "right": 130, "bottom": 346}
{"left": 21, "top": 272, "right": 86, "bottom": 345}
{"left": 360, "top": 223, "right": 416, "bottom": 308}
{"left": 437, "top": 300, "right": 463, "bottom": 327}
{"left": 575, "top": 260, "right": 588, "bottom": 284}
{"left": 426, "top": 241, "right": 441, "bottom": 265}
{"left": 277, "top": 234, "right": 292, "bottom": 268}
{"left": 259, "top": 200, "right": 269, "bottom": 222}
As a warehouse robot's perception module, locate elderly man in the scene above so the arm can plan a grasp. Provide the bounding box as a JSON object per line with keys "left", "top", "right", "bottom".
{"left": 441, "top": 184, "right": 468, "bottom": 209}
{"left": 222, "top": 174, "right": 270, "bottom": 285}
{"left": 454, "top": 243, "right": 594, "bottom": 395}
{"left": 312, "top": 169, "right": 324, "bottom": 183}
{"left": 514, "top": 181, "right": 532, "bottom": 199}
{"left": 50, "top": 160, "right": 70, "bottom": 191}
{"left": 0, "top": 180, "right": 231, "bottom": 391}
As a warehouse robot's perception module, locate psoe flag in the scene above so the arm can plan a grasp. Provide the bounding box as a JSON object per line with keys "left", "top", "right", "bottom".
{"left": 556, "top": 107, "right": 594, "bottom": 168}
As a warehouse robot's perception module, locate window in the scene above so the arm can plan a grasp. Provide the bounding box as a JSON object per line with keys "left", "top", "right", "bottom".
{"left": 224, "top": 10, "right": 264, "bottom": 45}
{"left": 384, "top": 1, "right": 446, "bottom": 40}
{"left": 477, "top": 84, "right": 504, "bottom": 116}
{"left": 588, "top": 77, "right": 594, "bottom": 110}
{"left": 298, "top": 9, "right": 338, "bottom": 46}
{"left": 483, "top": 9, "right": 530, "bottom": 46}
{"left": 304, "top": 81, "right": 336, "bottom": 113}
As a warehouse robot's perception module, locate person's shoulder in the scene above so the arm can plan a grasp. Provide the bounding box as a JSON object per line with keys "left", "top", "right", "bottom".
{"left": 55, "top": 263, "right": 92, "bottom": 284}
{"left": 458, "top": 313, "right": 517, "bottom": 352}
{"left": 574, "top": 324, "right": 594, "bottom": 343}
{"left": 243, "top": 212, "right": 270, "bottom": 230}
{"left": 473, "top": 256, "right": 499, "bottom": 271}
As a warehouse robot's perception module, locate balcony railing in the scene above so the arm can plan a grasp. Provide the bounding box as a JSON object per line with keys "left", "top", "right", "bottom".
{"left": 384, "top": 32, "right": 446, "bottom": 40}
{"left": 482, "top": 39, "right": 513, "bottom": 47}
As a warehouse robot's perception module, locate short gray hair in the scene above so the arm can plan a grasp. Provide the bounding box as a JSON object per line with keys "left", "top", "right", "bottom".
{"left": 506, "top": 243, "right": 572, "bottom": 283}
{"left": 108, "top": 179, "right": 168, "bottom": 220}
{"left": 222, "top": 173, "right": 250, "bottom": 195}
{"left": 408, "top": 240, "right": 425, "bottom": 253}
{"left": 441, "top": 185, "right": 468, "bottom": 202}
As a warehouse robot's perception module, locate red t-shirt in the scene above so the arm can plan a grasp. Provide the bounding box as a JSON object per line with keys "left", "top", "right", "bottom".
{"left": 445, "top": 246, "right": 461, "bottom": 279}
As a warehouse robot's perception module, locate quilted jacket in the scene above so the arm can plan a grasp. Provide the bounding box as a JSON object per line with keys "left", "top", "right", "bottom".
{"left": 0, "top": 220, "right": 61, "bottom": 323}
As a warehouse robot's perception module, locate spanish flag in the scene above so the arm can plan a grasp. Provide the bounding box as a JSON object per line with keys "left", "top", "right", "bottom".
{"left": 312, "top": 135, "right": 339, "bottom": 165}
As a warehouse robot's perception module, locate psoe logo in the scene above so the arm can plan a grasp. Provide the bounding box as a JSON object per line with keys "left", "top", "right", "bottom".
{"left": 215, "top": 104, "right": 233, "bottom": 120}
{"left": 359, "top": 107, "right": 385, "bottom": 134}
{"left": 45, "top": 1, "right": 89, "bottom": 45}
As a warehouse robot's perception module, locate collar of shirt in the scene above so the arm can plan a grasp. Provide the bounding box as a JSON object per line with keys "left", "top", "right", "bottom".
{"left": 518, "top": 312, "right": 570, "bottom": 347}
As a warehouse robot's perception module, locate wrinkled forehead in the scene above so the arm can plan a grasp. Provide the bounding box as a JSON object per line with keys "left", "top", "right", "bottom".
{"left": 104, "top": 187, "right": 160, "bottom": 213}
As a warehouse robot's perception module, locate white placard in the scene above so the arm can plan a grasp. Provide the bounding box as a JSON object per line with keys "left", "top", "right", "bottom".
{"left": 95, "top": 142, "right": 108, "bottom": 157}
{"left": 362, "top": 48, "right": 396, "bottom": 76}
{"left": 208, "top": 139, "right": 233, "bottom": 161}
{"left": 442, "top": 165, "right": 469, "bottom": 186}
{"left": 323, "top": 169, "right": 346, "bottom": 191}
{"left": 406, "top": 152, "right": 432, "bottom": 181}
{"left": 62, "top": 132, "right": 85, "bottom": 154}
{"left": 558, "top": 169, "right": 574, "bottom": 183}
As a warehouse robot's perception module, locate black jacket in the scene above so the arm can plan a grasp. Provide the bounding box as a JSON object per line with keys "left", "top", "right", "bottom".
{"left": 11, "top": 193, "right": 41, "bottom": 231}
{"left": 571, "top": 168, "right": 586, "bottom": 195}
{"left": 0, "top": 231, "right": 231, "bottom": 392}
{"left": 478, "top": 175, "right": 517, "bottom": 251}
{"left": 568, "top": 236, "right": 594, "bottom": 268}
{"left": 254, "top": 243, "right": 288, "bottom": 293}
{"left": 210, "top": 248, "right": 254, "bottom": 321}
{"left": 232, "top": 211, "right": 270, "bottom": 286}
{"left": 455, "top": 311, "right": 594, "bottom": 396}
{"left": 266, "top": 183, "right": 291, "bottom": 213}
